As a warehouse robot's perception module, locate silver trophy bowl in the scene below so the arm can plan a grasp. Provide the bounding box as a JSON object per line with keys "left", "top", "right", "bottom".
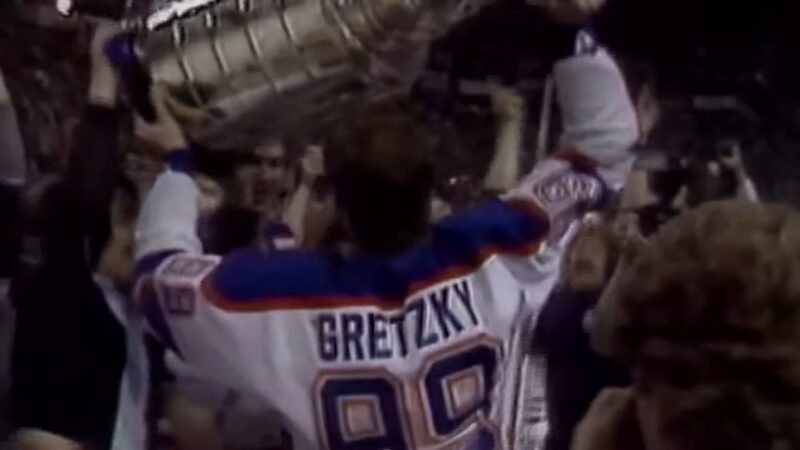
{"left": 126, "top": 0, "right": 495, "bottom": 150}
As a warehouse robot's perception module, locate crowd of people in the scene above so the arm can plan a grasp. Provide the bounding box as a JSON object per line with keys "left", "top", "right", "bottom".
{"left": 0, "top": 1, "right": 798, "bottom": 450}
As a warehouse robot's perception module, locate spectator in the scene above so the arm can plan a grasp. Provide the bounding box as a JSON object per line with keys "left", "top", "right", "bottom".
{"left": 535, "top": 215, "right": 632, "bottom": 450}
{"left": 197, "top": 137, "right": 302, "bottom": 254}
{"left": 10, "top": 23, "right": 127, "bottom": 450}
{"left": 673, "top": 142, "right": 760, "bottom": 210}
{"left": 534, "top": 46, "right": 659, "bottom": 450}
{"left": 575, "top": 201, "right": 800, "bottom": 450}
{"left": 198, "top": 174, "right": 261, "bottom": 255}
{"left": 242, "top": 139, "right": 293, "bottom": 220}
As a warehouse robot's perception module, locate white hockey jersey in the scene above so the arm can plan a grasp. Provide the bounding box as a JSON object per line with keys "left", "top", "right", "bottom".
{"left": 98, "top": 275, "right": 152, "bottom": 450}
{"left": 133, "top": 49, "right": 638, "bottom": 450}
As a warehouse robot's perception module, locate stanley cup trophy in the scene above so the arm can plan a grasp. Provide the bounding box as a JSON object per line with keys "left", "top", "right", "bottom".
{"left": 120, "top": 0, "right": 496, "bottom": 150}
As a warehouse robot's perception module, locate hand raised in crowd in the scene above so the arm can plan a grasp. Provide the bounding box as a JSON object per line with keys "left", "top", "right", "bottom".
{"left": 134, "top": 84, "right": 188, "bottom": 154}
{"left": 88, "top": 21, "right": 121, "bottom": 107}
{"left": 488, "top": 83, "right": 525, "bottom": 121}
{"left": 544, "top": 0, "right": 606, "bottom": 24}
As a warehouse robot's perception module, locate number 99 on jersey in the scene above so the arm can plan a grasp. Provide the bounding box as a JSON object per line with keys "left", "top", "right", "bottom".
{"left": 313, "top": 338, "right": 502, "bottom": 449}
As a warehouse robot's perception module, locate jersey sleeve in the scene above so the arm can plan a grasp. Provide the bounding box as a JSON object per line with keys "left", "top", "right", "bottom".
{"left": 133, "top": 157, "right": 251, "bottom": 390}
{"left": 134, "top": 163, "right": 202, "bottom": 260}
{"left": 134, "top": 251, "right": 260, "bottom": 392}
{"left": 507, "top": 48, "right": 638, "bottom": 207}
{"left": 448, "top": 49, "right": 638, "bottom": 303}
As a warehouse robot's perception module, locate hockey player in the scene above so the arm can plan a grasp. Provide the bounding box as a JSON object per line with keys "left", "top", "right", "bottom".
{"left": 132, "top": 3, "right": 636, "bottom": 449}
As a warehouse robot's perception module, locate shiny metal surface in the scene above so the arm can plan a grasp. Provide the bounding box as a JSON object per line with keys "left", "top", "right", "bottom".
{"left": 129, "top": 0, "right": 495, "bottom": 149}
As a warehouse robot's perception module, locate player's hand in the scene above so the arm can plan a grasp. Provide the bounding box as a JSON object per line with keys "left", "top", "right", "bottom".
{"left": 301, "top": 145, "right": 325, "bottom": 184}
{"left": 134, "top": 84, "right": 188, "bottom": 155}
{"left": 488, "top": 83, "right": 525, "bottom": 121}
{"left": 544, "top": 0, "right": 606, "bottom": 24}
{"left": 89, "top": 21, "right": 121, "bottom": 106}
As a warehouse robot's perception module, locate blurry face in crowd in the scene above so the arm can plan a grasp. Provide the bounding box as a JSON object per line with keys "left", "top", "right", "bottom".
{"left": 236, "top": 140, "right": 293, "bottom": 215}
{"left": 567, "top": 225, "right": 610, "bottom": 291}
{"left": 255, "top": 141, "right": 290, "bottom": 184}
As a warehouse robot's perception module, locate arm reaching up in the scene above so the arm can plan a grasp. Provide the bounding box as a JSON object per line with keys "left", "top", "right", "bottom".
{"left": 483, "top": 84, "right": 525, "bottom": 193}
{"left": 132, "top": 85, "right": 197, "bottom": 261}
{"left": 551, "top": 46, "right": 639, "bottom": 190}
{"left": 65, "top": 23, "right": 126, "bottom": 268}
{"left": 504, "top": 47, "right": 639, "bottom": 229}
{"left": 433, "top": 42, "right": 639, "bottom": 297}
{"left": 282, "top": 145, "right": 324, "bottom": 245}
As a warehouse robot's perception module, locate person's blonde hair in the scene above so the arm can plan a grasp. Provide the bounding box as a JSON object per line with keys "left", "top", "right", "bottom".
{"left": 594, "top": 201, "right": 800, "bottom": 450}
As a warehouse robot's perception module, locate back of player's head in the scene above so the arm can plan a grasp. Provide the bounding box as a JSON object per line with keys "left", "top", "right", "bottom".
{"left": 594, "top": 200, "right": 800, "bottom": 450}
{"left": 324, "top": 99, "right": 436, "bottom": 256}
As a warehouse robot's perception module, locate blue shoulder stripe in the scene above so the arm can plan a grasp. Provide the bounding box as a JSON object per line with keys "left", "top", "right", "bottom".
{"left": 207, "top": 199, "right": 547, "bottom": 310}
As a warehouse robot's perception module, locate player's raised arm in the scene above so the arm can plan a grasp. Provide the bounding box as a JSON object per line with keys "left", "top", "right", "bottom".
{"left": 129, "top": 88, "right": 241, "bottom": 386}
{"left": 503, "top": 34, "right": 639, "bottom": 242}
{"left": 553, "top": 43, "right": 639, "bottom": 189}
{"left": 428, "top": 3, "right": 638, "bottom": 299}
{"left": 132, "top": 85, "right": 201, "bottom": 264}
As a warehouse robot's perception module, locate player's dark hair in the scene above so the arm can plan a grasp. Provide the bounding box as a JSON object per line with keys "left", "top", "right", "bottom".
{"left": 325, "top": 99, "right": 437, "bottom": 256}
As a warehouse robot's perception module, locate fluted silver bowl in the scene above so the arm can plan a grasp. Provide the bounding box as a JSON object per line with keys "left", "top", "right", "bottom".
{"left": 127, "top": 0, "right": 495, "bottom": 150}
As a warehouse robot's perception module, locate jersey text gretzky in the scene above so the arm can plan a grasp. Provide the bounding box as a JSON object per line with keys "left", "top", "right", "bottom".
{"left": 314, "top": 279, "right": 480, "bottom": 362}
